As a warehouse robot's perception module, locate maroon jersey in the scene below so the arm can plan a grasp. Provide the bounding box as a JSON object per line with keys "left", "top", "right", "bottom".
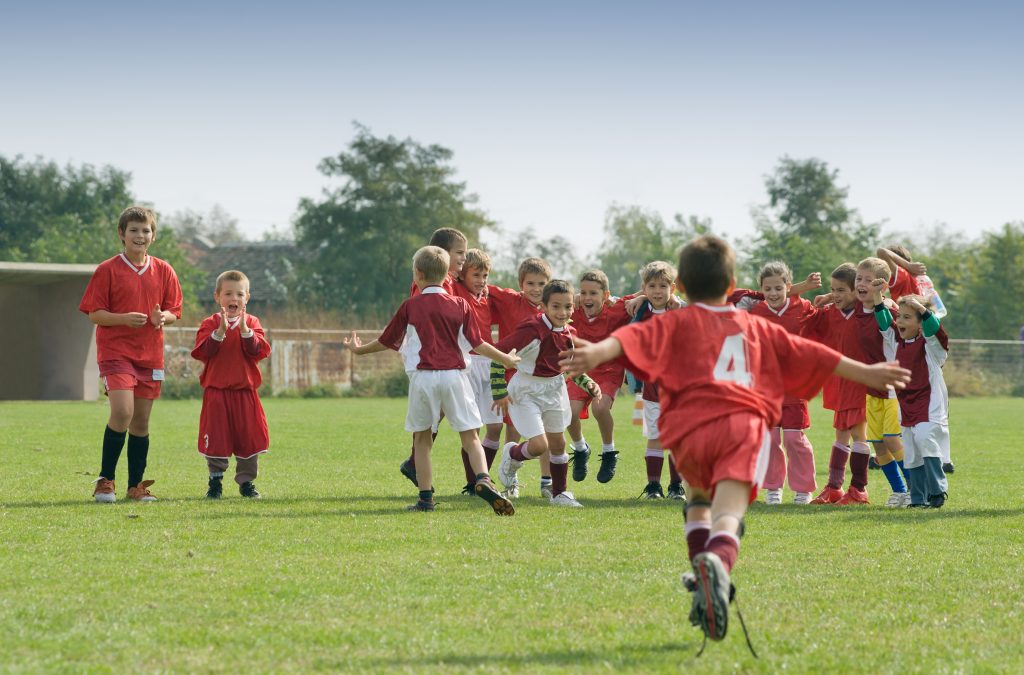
{"left": 488, "top": 285, "right": 543, "bottom": 340}
{"left": 853, "top": 304, "right": 895, "bottom": 399}
{"left": 613, "top": 303, "right": 842, "bottom": 453}
{"left": 191, "top": 314, "right": 272, "bottom": 390}
{"left": 881, "top": 325, "right": 950, "bottom": 427}
{"left": 79, "top": 254, "right": 183, "bottom": 369}
{"left": 409, "top": 273, "right": 456, "bottom": 298}
{"left": 570, "top": 296, "right": 632, "bottom": 384}
{"left": 451, "top": 279, "right": 493, "bottom": 352}
{"left": 801, "top": 303, "right": 866, "bottom": 412}
{"left": 495, "top": 313, "right": 577, "bottom": 378}
{"left": 379, "top": 287, "right": 484, "bottom": 371}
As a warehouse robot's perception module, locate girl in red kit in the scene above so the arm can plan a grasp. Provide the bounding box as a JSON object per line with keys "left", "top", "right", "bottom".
{"left": 191, "top": 270, "right": 272, "bottom": 499}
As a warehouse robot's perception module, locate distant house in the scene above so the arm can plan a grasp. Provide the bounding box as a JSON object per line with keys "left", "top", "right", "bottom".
{"left": 184, "top": 238, "right": 305, "bottom": 312}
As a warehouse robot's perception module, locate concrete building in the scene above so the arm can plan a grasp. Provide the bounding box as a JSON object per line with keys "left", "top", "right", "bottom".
{"left": 0, "top": 261, "right": 99, "bottom": 400}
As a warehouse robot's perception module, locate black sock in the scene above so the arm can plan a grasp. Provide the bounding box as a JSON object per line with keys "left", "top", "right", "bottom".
{"left": 100, "top": 426, "right": 127, "bottom": 480}
{"left": 419, "top": 490, "right": 433, "bottom": 502}
{"left": 475, "top": 472, "right": 489, "bottom": 483}
{"left": 127, "top": 434, "right": 150, "bottom": 487}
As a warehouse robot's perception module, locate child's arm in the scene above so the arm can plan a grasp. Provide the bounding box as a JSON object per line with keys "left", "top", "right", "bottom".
{"left": 560, "top": 337, "right": 623, "bottom": 379}
{"left": 903, "top": 297, "right": 941, "bottom": 337}
{"left": 877, "top": 247, "right": 927, "bottom": 278}
{"left": 833, "top": 357, "right": 911, "bottom": 392}
{"left": 343, "top": 331, "right": 389, "bottom": 355}
{"left": 89, "top": 309, "right": 149, "bottom": 328}
{"left": 790, "top": 272, "right": 822, "bottom": 296}
{"left": 473, "top": 342, "right": 520, "bottom": 370}
{"left": 241, "top": 312, "right": 272, "bottom": 360}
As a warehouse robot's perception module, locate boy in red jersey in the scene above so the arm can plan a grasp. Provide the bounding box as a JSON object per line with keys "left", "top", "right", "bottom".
{"left": 561, "top": 235, "right": 910, "bottom": 644}
{"left": 565, "top": 270, "right": 633, "bottom": 483}
{"left": 495, "top": 280, "right": 601, "bottom": 507}
{"left": 347, "top": 246, "right": 520, "bottom": 514}
{"left": 79, "top": 207, "right": 183, "bottom": 503}
{"left": 191, "top": 271, "right": 272, "bottom": 499}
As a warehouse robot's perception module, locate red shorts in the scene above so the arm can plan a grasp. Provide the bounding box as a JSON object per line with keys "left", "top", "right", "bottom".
{"left": 669, "top": 413, "right": 770, "bottom": 503}
{"left": 567, "top": 374, "right": 622, "bottom": 419}
{"left": 102, "top": 373, "right": 161, "bottom": 399}
{"left": 832, "top": 407, "right": 866, "bottom": 431}
{"left": 198, "top": 387, "right": 270, "bottom": 459}
{"left": 781, "top": 401, "right": 810, "bottom": 430}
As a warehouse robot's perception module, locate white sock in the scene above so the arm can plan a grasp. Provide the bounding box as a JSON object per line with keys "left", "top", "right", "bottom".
{"left": 602, "top": 443, "right": 615, "bottom": 453}
{"left": 572, "top": 438, "right": 588, "bottom": 451}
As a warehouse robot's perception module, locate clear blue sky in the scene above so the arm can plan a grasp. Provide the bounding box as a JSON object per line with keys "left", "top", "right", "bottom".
{"left": 2, "top": 1, "right": 1021, "bottom": 256}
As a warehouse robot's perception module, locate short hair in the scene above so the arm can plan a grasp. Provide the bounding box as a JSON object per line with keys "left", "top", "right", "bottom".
{"left": 464, "top": 248, "right": 492, "bottom": 272}
{"left": 118, "top": 206, "right": 156, "bottom": 234}
{"left": 428, "top": 227, "right": 468, "bottom": 252}
{"left": 579, "top": 269, "right": 610, "bottom": 292}
{"left": 413, "top": 245, "right": 450, "bottom": 284}
{"left": 640, "top": 260, "right": 677, "bottom": 286}
{"left": 898, "top": 293, "right": 932, "bottom": 318}
{"left": 758, "top": 261, "right": 793, "bottom": 286}
{"left": 542, "top": 279, "right": 574, "bottom": 304}
{"left": 215, "top": 270, "right": 250, "bottom": 293}
{"left": 858, "top": 256, "right": 892, "bottom": 282}
{"left": 888, "top": 244, "right": 912, "bottom": 261}
{"left": 677, "top": 236, "right": 735, "bottom": 302}
{"left": 517, "top": 257, "right": 553, "bottom": 285}
{"left": 830, "top": 262, "right": 857, "bottom": 290}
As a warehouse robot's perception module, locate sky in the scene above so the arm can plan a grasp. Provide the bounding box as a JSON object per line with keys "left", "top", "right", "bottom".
{"left": 2, "top": 1, "right": 1022, "bottom": 259}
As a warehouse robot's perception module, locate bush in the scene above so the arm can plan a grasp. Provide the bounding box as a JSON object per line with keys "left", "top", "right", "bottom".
{"left": 346, "top": 368, "right": 408, "bottom": 398}
{"left": 160, "top": 377, "right": 204, "bottom": 400}
{"left": 943, "top": 362, "right": 1012, "bottom": 397}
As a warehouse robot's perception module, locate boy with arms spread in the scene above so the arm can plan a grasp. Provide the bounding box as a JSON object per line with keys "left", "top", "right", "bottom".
{"left": 79, "top": 207, "right": 183, "bottom": 502}
{"left": 347, "top": 246, "right": 519, "bottom": 514}
{"left": 562, "top": 235, "right": 910, "bottom": 644}
{"left": 191, "top": 270, "right": 272, "bottom": 499}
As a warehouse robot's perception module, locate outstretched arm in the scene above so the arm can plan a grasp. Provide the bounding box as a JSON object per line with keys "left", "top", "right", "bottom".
{"left": 474, "top": 342, "right": 520, "bottom": 370}
{"left": 343, "top": 331, "right": 389, "bottom": 355}
{"left": 878, "top": 247, "right": 927, "bottom": 278}
{"left": 790, "top": 272, "right": 822, "bottom": 296}
{"left": 559, "top": 337, "right": 623, "bottom": 379}
{"left": 833, "top": 357, "right": 911, "bottom": 392}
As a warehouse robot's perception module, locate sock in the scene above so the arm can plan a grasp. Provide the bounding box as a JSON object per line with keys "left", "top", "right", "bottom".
{"left": 705, "top": 531, "right": 741, "bottom": 573}
{"left": 667, "top": 454, "right": 682, "bottom": 485}
{"left": 540, "top": 475, "right": 552, "bottom": 485}
{"left": 602, "top": 443, "right": 615, "bottom": 453}
{"left": 685, "top": 521, "right": 711, "bottom": 562}
{"left": 209, "top": 471, "right": 224, "bottom": 480}
{"left": 549, "top": 455, "right": 569, "bottom": 496}
{"left": 126, "top": 433, "right": 149, "bottom": 488}
{"left": 100, "top": 426, "right": 127, "bottom": 480}
{"left": 572, "top": 437, "right": 588, "bottom": 451}
{"left": 645, "top": 451, "right": 664, "bottom": 482}
{"left": 459, "top": 449, "right": 475, "bottom": 483}
{"left": 849, "top": 442, "right": 870, "bottom": 490}
{"left": 897, "top": 459, "right": 908, "bottom": 481}
{"left": 879, "top": 459, "right": 907, "bottom": 492}
{"left": 482, "top": 438, "right": 500, "bottom": 469}
{"left": 509, "top": 442, "right": 532, "bottom": 461}
{"left": 827, "top": 443, "right": 851, "bottom": 488}
{"left": 475, "top": 472, "right": 490, "bottom": 484}
{"left": 418, "top": 489, "right": 433, "bottom": 502}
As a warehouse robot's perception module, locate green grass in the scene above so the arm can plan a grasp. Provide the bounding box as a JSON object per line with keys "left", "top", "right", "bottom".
{"left": 1, "top": 397, "right": 1023, "bottom": 673}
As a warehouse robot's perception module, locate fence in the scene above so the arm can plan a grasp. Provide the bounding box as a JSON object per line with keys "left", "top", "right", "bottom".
{"left": 163, "top": 329, "right": 1024, "bottom": 397}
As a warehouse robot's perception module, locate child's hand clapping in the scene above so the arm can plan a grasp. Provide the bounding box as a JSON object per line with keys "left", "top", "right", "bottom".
{"left": 215, "top": 308, "right": 229, "bottom": 339}
{"left": 343, "top": 331, "right": 363, "bottom": 349}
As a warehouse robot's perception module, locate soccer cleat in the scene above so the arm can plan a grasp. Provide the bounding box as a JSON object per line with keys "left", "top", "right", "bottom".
{"left": 126, "top": 480, "right": 157, "bottom": 502}
{"left": 640, "top": 481, "right": 664, "bottom": 499}
{"left": 927, "top": 492, "right": 947, "bottom": 509}
{"left": 667, "top": 482, "right": 687, "bottom": 501}
{"left": 570, "top": 445, "right": 591, "bottom": 482}
{"left": 206, "top": 477, "right": 223, "bottom": 500}
{"left": 810, "top": 486, "right": 845, "bottom": 504}
{"left": 93, "top": 477, "right": 116, "bottom": 503}
{"left": 550, "top": 491, "right": 583, "bottom": 507}
{"left": 793, "top": 491, "right": 812, "bottom": 505}
{"left": 942, "top": 462, "right": 955, "bottom": 475}
{"left": 407, "top": 499, "right": 436, "bottom": 512}
{"left": 868, "top": 456, "right": 881, "bottom": 470}
{"left": 239, "top": 481, "right": 261, "bottom": 499}
{"left": 461, "top": 482, "right": 476, "bottom": 496}
{"left": 399, "top": 459, "right": 418, "bottom": 488}
{"left": 540, "top": 481, "right": 553, "bottom": 499}
{"left": 474, "top": 479, "right": 515, "bottom": 516}
{"left": 884, "top": 491, "right": 906, "bottom": 508}
{"left": 691, "top": 552, "right": 732, "bottom": 641}
{"left": 899, "top": 492, "right": 913, "bottom": 508}
{"left": 836, "top": 486, "right": 869, "bottom": 505}
{"left": 498, "top": 442, "right": 523, "bottom": 494}
{"left": 503, "top": 484, "right": 520, "bottom": 500}
{"left": 765, "top": 489, "right": 783, "bottom": 505}
{"left": 596, "top": 451, "right": 619, "bottom": 483}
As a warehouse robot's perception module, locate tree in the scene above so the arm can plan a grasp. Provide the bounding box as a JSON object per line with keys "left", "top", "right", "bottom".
{"left": 294, "top": 124, "right": 492, "bottom": 316}
{"left": 487, "top": 226, "right": 585, "bottom": 289}
{"left": 747, "top": 157, "right": 879, "bottom": 287}
{"left": 164, "top": 204, "right": 245, "bottom": 245}
{"left": 595, "top": 204, "right": 711, "bottom": 296}
{"left": 964, "top": 222, "right": 1024, "bottom": 339}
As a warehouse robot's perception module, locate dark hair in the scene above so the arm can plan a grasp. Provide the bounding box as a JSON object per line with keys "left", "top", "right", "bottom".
{"left": 677, "top": 235, "right": 735, "bottom": 302}
{"left": 542, "top": 279, "right": 574, "bottom": 304}
{"left": 830, "top": 262, "right": 857, "bottom": 290}
{"left": 579, "top": 269, "right": 610, "bottom": 292}
{"left": 428, "top": 227, "right": 468, "bottom": 252}
{"left": 118, "top": 206, "right": 156, "bottom": 233}
{"left": 758, "top": 261, "right": 793, "bottom": 286}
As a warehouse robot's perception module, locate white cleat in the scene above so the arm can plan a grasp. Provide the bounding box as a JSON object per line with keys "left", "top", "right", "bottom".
{"left": 898, "top": 491, "right": 913, "bottom": 508}
{"left": 498, "top": 442, "right": 523, "bottom": 495}
{"left": 550, "top": 491, "right": 583, "bottom": 508}
{"left": 765, "top": 489, "right": 783, "bottom": 505}
{"left": 540, "top": 483, "right": 553, "bottom": 499}
{"left": 793, "top": 491, "right": 812, "bottom": 505}
{"left": 503, "top": 485, "right": 520, "bottom": 499}
{"left": 885, "top": 491, "right": 907, "bottom": 508}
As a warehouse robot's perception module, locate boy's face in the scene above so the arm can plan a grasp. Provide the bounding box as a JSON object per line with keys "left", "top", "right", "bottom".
{"left": 215, "top": 280, "right": 250, "bottom": 318}
{"left": 447, "top": 240, "right": 468, "bottom": 275}
{"left": 543, "top": 291, "right": 574, "bottom": 328}
{"left": 119, "top": 221, "right": 155, "bottom": 258}
{"left": 579, "top": 280, "right": 609, "bottom": 318}
{"left": 760, "top": 275, "right": 790, "bottom": 309}
{"left": 462, "top": 265, "right": 489, "bottom": 295}
{"left": 830, "top": 278, "right": 857, "bottom": 310}
{"left": 520, "top": 273, "right": 549, "bottom": 305}
{"left": 854, "top": 266, "right": 884, "bottom": 305}
{"left": 895, "top": 306, "right": 922, "bottom": 340}
{"left": 643, "top": 278, "right": 673, "bottom": 309}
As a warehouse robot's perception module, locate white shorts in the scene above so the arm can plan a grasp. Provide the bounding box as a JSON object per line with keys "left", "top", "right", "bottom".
{"left": 507, "top": 372, "right": 571, "bottom": 440}
{"left": 901, "top": 422, "right": 949, "bottom": 468}
{"left": 405, "top": 369, "right": 482, "bottom": 433}
{"left": 469, "top": 355, "right": 503, "bottom": 425}
{"left": 642, "top": 400, "right": 660, "bottom": 440}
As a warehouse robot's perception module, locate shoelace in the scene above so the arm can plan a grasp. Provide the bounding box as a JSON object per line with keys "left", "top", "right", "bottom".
{"left": 693, "top": 585, "right": 759, "bottom": 660}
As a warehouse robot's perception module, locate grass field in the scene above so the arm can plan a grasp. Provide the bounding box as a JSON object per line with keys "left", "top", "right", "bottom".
{"left": 1, "top": 396, "right": 1023, "bottom": 673}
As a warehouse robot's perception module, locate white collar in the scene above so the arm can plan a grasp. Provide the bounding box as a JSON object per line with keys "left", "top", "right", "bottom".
{"left": 118, "top": 253, "right": 151, "bottom": 275}
{"left": 767, "top": 299, "right": 790, "bottom": 316}
{"left": 695, "top": 302, "right": 736, "bottom": 313}
{"left": 421, "top": 286, "right": 447, "bottom": 295}
{"left": 541, "top": 314, "right": 566, "bottom": 332}
{"left": 227, "top": 316, "right": 243, "bottom": 329}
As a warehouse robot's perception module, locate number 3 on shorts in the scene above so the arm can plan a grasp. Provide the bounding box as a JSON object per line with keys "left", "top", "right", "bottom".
{"left": 713, "top": 334, "right": 752, "bottom": 387}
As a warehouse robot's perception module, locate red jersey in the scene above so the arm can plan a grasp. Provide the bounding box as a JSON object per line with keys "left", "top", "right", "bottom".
{"left": 379, "top": 286, "right": 483, "bottom": 371}
{"left": 853, "top": 304, "right": 895, "bottom": 399}
{"left": 409, "top": 273, "right": 456, "bottom": 298}
{"left": 191, "top": 314, "right": 272, "bottom": 390}
{"left": 570, "top": 297, "right": 632, "bottom": 382}
{"left": 613, "top": 303, "right": 841, "bottom": 453}
{"left": 888, "top": 266, "right": 921, "bottom": 302}
{"left": 488, "top": 285, "right": 543, "bottom": 340}
{"left": 636, "top": 307, "right": 671, "bottom": 402}
{"left": 800, "top": 303, "right": 866, "bottom": 411}
{"left": 751, "top": 296, "right": 816, "bottom": 407}
{"left": 451, "top": 279, "right": 493, "bottom": 351}
{"left": 78, "top": 254, "right": 183, "bottom": 369}
{"left": 495, "top": 314, "right": 577, "bottom": 378}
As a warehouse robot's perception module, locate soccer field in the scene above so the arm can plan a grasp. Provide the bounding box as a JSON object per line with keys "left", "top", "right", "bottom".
{"left": 1, "top": 397, "right": 1022, "bottom": 673}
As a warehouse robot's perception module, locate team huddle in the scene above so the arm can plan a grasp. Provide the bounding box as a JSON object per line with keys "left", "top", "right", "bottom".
{"left": 80, "top": 206, "right": 952, "bottom": 647}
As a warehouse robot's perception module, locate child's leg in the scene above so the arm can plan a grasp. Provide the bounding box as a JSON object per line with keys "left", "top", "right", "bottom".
{"left": 684, "top": 487, "right": 713, "bottom": 562}
{"left": 482, "top": 424, "right": 503, "bottom": 469}
{"left": 235, "top": 455, "right": 259, "bottom": 485}
{"left": 645, "top": 439, "right": 664, "bottom": 483}
{"left": 591, "top": 394, "right": 616, "bottom": 446}
{"left": 207, "top": 456, "right": 229, "bottom": 478}
{"left": 827, "top": 428, "right": 852, "bottom": 489}
{"left": 567, "top": 399, "right": 586, "bottom": 446}
{"left": 126, "top": 396, "right": 155, "bottom": 489}
{"left": 101, "top": 390, "right": 134, "bottom": 480}
{"left": 412, "top": 429, "right": 434, "bottom": 499}
{"left": 877, "top": 435, "right": 908, "bottom": 496}
{"left": 848, "top": 422, "right": 870, "bottom": 492}
{"left": 782, "top": 430, "right": 817, "bottom": 494}
{"left": 704, "top": 479, "right": 751, "bottom": 573}
{"left": 902, "top": 427, "right": 926, "bottom": 505}
{"left": 459, "top": 429, "right": 515, "bottom": 515}
{"left": 762, "top": 427, "right": 786, "bottom": 491}
{"left": 546, "top": 431, "right": 569, "bottom": 497}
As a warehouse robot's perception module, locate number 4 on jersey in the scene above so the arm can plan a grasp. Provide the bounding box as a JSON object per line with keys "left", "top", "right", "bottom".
{"left": 713, "top": 334, "right": 753, "bottom": 387}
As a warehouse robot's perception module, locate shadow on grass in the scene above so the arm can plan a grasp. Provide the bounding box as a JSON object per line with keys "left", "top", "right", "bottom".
{"left": 747, "top": 504, "right": 1024, "bottom": 521}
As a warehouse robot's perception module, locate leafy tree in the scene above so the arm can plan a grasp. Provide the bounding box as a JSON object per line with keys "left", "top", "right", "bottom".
{"left": 294, "top": 124, "right": 492, "bottom": 316}
{"left": 164, "top": 204, "right": 245, "bottom": 245}
{"left": 964, "top": 222, "right": 1024, "bottom": 339}
{"left": 487, "top": 226, "right": 585, "bottom": 289}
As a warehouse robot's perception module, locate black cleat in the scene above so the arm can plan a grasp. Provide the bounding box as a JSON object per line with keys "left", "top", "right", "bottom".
{"left": 927, "top": 492, "right": 947, "bottom": 509}
{"left": 570, "top": 446, "right": 591, "bottom": 482}
{"left": 596, "top": 451, "right": 619, "bottom": 483}
{"left": 640, "top": 481, "right": 665, "bottom": 499}
{"left": 942, "top": 462, "right": 955, "bottom": 474}
{"left": 869, "top": 456, "right": 881, "bottom": 470}
{"left": 474, "top": 479, "right": 515, "bottom": 516}
{"left": 399, "top": 459, "right": 419, "bottom": 487}
{"left": 667, "top": 481, "right": 686, "bottom": 501}
{"left": 406, "top": 499, "right": 436, "bottom": 512}
{"left": 205, "top": 476, "right": 223, "bottom": 500}
{"left": 239, "top": 481, "right": 261, "bottom": 499}
{"left": 461, "top": 482, "right": 475, "bottom": 496}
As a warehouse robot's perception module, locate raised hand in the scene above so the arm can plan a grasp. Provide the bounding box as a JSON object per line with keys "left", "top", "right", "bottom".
{"left": 149, "top": 304, "right": 165, "bottom": 328}
{"left": 805, "top": 272, "right": 822, "bottom": 291}
{"left": 342, "top": 330, "right": 363, "bottom": 350}
{"left": 908, "top": 261, "right": 927, "bottom": 276}
{"left": 215, "top": 308, "right": 228, "bottom": 338}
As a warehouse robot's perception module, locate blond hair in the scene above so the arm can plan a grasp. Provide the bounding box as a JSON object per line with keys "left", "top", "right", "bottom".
{"left": 579, "top": 269, "right": 610, "bottom": 292}
{"left": 215, "top": 270, "right": 250, "bottom": 293}
{"left": 517, "top": 257, "right": 552, "bottom": 285}
{"left": 858, "top": 256, "right": 892, "bottom": 282}
{"left": 898, "top": 293, "right": 932, "bottom": 317}
{"left": 118, "top": 206, "right": 156, "bottom": 234}
{"left": 413, "top": 246, "right": 450, "bottom": 284}
{"left": 640, "top": 260, "right": 676, "bottom": 286}
{"left": 464, "top": 248, "right": 492, "bottom": 272}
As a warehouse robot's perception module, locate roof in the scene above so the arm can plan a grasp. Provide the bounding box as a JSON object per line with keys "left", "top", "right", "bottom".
{"left": 0, "top": 261, "right": 97, "bottom": 285}
{"left": 189, "top": 240, "right": 304, "bottom": 306}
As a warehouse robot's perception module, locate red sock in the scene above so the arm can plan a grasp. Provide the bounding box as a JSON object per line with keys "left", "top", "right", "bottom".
{"left": 551, "top": 462, "right": 568, "bottom": 496}
{"left": 685, "top": 522, "right": 711, "bottom": 562}
{"left": 668, "top": 456, "right": 682, "bottom": 485}
{"left": 849, "top": 449, "right": 870, "bottom": 490}
{"left": 704, "top": 532, "right": 740, "bottom": 572}
{"left": 510, "top": 442, "right": 531, "bottom": 462}
{"left": 460, "top": 449, "right": 475, "bottom": 483}
{"left": 482, "top": 439, "right": 499, "bottom": 469}
{"left": 645, "top": 454, "right": 664, "bottom": 482}
{"left": 827, "top": 443, "right": 850, "bottom": 489}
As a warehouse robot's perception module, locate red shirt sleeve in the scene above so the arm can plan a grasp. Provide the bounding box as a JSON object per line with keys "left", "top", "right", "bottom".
{"left": 191, "top": 315, "right": 220, "bottom": 362}
{"left": 378, "top": 301, "right": 411, "bottom": 351}
{"left": 79, "top": 263, "right": 112, "bottom": 314}
{"left": 243, "top": 315, "right": 272, "bottom": 360}
{"left": 799, "top": 304, "right": 831, "bottom": 342}
{"left": 161, "top": 263, "right": 183, "bottom": 318}
{"left": 611, "top": 316, "right": 671, "bottom": 384}
{"left": 769, "top": 323, "right": 843, "bottom": 400}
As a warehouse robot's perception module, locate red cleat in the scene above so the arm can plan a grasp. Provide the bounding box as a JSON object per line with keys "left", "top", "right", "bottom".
{"left": 836, "top": 486, "right": 870, "bottom": 505}
{"left": 809, "top": 486, "right": 845, "bottom": 504}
